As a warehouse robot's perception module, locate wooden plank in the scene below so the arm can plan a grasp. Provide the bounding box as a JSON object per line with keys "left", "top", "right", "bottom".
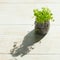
{"left": 0, "top": 3, "right": 59, "bottom": 25}
{"left": 0, "top": 0, "right": 60, "bottom": 3}
{"left": 0, "top": 54, "right": 60, "bottom": 60}
{"left": 0, "top": 24, "right": 59, "bottom": 55}
{"left": 0, "top": 1, "right": 60, "bottom": 60}
{"left": 0, "top": 25, "right": 34, "bottom": 53}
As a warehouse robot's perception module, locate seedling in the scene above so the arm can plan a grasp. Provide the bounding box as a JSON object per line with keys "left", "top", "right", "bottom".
{"left": 33, "top": 7, "right": 54, "bottom": 34}
{"left": 33, "top": 7, "right": 53, "bottom": 23}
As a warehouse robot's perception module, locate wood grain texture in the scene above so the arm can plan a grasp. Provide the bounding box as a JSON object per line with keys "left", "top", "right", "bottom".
{"left": 0, "top": 3, "right": 59, "bottom": 25}
{"left": 0, "top": 0, "right": 60, "bottom": 60}
{"left": 0, "top": 25, "right": 59, "bottom": 60}
{"left": 0, "top": 24, "right": 60, "bottom": 54}
{"left": 0, "top": 0, "right": 60, "bottom": 3}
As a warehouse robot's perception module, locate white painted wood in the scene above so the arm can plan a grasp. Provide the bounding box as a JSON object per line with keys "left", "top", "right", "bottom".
{"left": 0, "top": 0, "right": 60, "bottom": 60}
{"left": 0, "top": 54, "right": 60, "bottom": 60}
{"left": 0, "top": 24, "right": 59, "bottom": 58}
{"left": 0, "top": 25, "right": 34, "bottom": 53}
{"left": 0, "top": 3, "right": 59, "bottom": 25}
{"left": 0, "top": 0, "right": 60, "bottom": 3}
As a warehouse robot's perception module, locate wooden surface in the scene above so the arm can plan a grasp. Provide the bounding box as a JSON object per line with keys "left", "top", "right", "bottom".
{"left": 0, "top": 0, "right": 60, "bottom": 60}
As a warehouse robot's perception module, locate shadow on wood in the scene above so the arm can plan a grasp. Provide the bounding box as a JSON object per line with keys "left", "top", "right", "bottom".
{"left": 10, "top": 30, "right": 46, "bottom": 57}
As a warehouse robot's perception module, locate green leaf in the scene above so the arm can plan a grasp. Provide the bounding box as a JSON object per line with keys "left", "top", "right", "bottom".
{"left": 33, "top": 7, "right": 53, "bottom": 23}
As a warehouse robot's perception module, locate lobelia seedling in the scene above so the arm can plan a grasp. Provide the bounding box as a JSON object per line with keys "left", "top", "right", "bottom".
{"left": 33, "top": 7, "right": 53, "bottom": 23}
{"left": 33, "top": 7, "right": 54, "bottom": 34}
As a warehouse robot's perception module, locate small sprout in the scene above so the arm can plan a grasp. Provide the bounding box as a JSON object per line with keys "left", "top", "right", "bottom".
{"left": 33, "top": 7, "right": 53, "bottom": 23}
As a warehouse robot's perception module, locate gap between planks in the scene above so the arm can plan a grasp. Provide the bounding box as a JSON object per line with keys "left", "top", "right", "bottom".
{"left": 0, "top": 53, "right": 60, "bottom": 55}
{"left": 0, "top": 2, "right": 59, "bottom": 4}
